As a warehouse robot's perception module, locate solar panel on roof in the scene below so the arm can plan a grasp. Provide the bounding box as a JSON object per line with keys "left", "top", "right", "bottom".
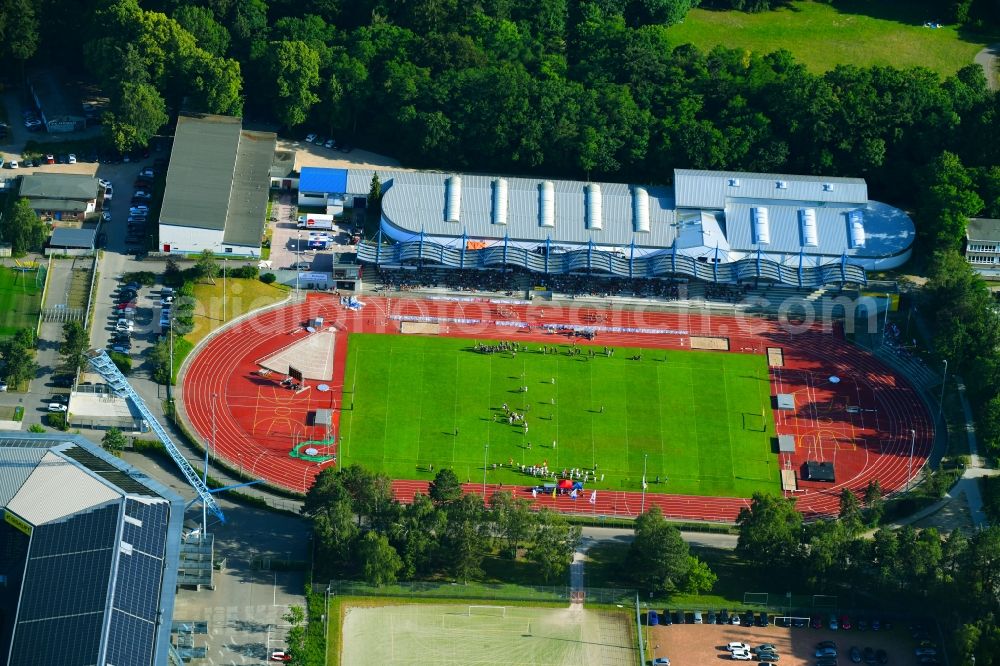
{"left": 60, "top": 445, "right": 160, "bottom": 496}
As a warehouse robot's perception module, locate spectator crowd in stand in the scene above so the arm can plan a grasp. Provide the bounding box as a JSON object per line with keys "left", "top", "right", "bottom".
{"left": 704, "top": 283, "right": 749, "bottom": 303}
{"left": 373, "top": 265, "right": 761, "bottom": 304}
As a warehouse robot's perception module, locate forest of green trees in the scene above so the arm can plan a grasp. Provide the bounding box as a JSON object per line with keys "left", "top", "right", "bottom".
{"left": 0, "top": 0, "right": 996, "bottom": 252}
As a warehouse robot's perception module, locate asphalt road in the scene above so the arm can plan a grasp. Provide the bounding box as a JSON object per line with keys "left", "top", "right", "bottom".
{"left": 581, "top": 525, "right": 738, "bottom": 550}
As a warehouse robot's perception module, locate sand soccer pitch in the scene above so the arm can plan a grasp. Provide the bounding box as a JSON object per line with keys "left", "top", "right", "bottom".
{"left": 338, "top": 333, "right": 778, "bottom": 498}
{"left": 338, "top": 603, "right": 636, "bottom": 666}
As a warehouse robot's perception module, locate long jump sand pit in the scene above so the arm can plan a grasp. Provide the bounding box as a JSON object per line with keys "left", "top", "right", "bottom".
{"left": 340, "top": 603, "right": 636, "bottom": 666}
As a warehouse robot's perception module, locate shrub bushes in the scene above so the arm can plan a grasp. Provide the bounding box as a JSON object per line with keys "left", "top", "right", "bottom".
{"left": 260, "top": 273, "right": 277, "bottom": 284}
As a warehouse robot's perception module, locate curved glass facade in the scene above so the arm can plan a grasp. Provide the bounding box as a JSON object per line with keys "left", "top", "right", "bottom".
{"left": 357, "top": 239, "right": 867, "bottom": 287}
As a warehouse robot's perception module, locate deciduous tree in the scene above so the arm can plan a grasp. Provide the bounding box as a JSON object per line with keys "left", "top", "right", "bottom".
{"left": 627, "top": 506, "right": 692, "bottom": 594}
{"left": 265, "top": 40, "right": 321, "bottom": 128}
{"left": 359, "top": 531, "right": 403, "bottom": 586}
{"left": 429, "top": 467, "right": 463, "bottom": 506}
{"left": 102, "top": 428, "right": 128, "bottom": 454}
{"left": 527, "top": 509, "right": 580, "bottom": 582}
{"left": 60, "top": 321, "right": 90, "bottom": 372}
{"left": 735, "top": 493, "right": 803, "bottom": 573}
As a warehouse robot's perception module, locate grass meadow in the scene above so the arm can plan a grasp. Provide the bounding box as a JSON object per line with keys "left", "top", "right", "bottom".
{"left": 665, "top": 0, "right": 998, "bottom": 75}
{"left": 339, "top": 334, "right": 779, "bottom": 498}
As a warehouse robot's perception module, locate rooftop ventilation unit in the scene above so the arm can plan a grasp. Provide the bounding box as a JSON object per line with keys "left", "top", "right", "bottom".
{"left": 445, "top": 176, "right": 461, "bottom": 223}
{"left": 799, "top": 208, "right": 818, "bottom": 247}
{"left": 728, "top": 178, "right": 741, "bottom": 187}
{"left": 632, "top": 186, "right": 650, "bottom": 233}
{"left": 539, "top": 181, "right": 555, "bottom": 228}
{"left": 752, "top": 207, "right": 770, "bottom": 245}
{"left": 823, "top": 183, "right": 834, "bottom": 192}
{"left": 492, "top": 178, "right": 508, "bottom": 225}
{"left": 849, "top": 210, "right": 866, "bottom": 248}
{"left": 585, "top": 183, "right": 602, "bottom": 230}
{"left": 776, "top": 180, "right": 788, "bottom": 190}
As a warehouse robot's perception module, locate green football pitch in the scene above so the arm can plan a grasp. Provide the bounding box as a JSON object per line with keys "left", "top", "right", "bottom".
{"left": 339, "top": 334, "right": 780, "bottom": 498}
{"left": 0, "top": 266, "right": 42, "bottom": 336}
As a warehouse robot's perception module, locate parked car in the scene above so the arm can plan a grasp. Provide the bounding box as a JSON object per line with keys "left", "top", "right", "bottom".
{"left": 653, "top": 659, "right": 671, "bottom": 666}
{"left": 840, "top": 615, "right": 852, "bottom": 630}
{"left": 647, "top": 610, "right": 659, "bottom": 626}
{"left": 731, "top": 650, "right": 752, "bottom": 661}
{"left": 104, "top": 184, "right": 114, "bottom": 200}
{"left": 47, "top": 403, "right": 68, "bottom": 412}
{"left": 68, "top": 153, "right": 77, "bottom": 164}
{"left": 811, "top": 616, "right": 823, "bottom": 629}
{"left": 7, "top": 160, "right": 17, "bottom": 169}
{"left": 116, "top": 320, "right": 134, "bottom": 332}
{"left": 0, "top": 381, "right": 8, "bottom": 392}
{"left": 662, "top": 610, "right": 672, "bottom": 626}
{"left": 323, "top": 138, "right": 336, "bottom": 149}
{"left": 730, "top": 613, "right": 741, "bottom": 626}
{"left": 856, "top": 618, "right": 868, "bottom": 631}
{"left": 727, "top": 643, "right": 751, "bottom": 652}
{"left": 133, "top": 190, "right": 152, "bottom": 200}
{"left": 758, "top": 653, "right": 780, "bottom": 662}
{"left": 46, "top": 154, "right": 55, "bottom": 164}
{"left": 876, "top": 650, "right": 888, "bottom": 664}
{"left": 914, "top": 648, "right": 938, "bottom": 658}
{"left": 850, "top": 647, "right": 863, "bottom": 663}
{"left": 305, "top": 133, "right": 317, "bottom": 143}
{"left": 829, "top": 615, "right": 839, "bottom": 631}
{"left": 270, "top": 652, "right": 292, "bottom": 663}
{"left": 719, "top": 609, "right": 729, "bottom": 624}
{"left": 815, "top": 648, "right": 838, "bottom": 659}
{"left": 757, "top": 612, "right": 770, "bottom": 627}
{"left": 707, "top": 611, "right": 717, "bottom": 625}
{"left": 817, "top": 660, "right": 838, "bottom": 666}
{"left": 817, "top": 642, "right": 837, "bottom": 650}
{"left": 139, "top": 167, "right": 155, "bottom": 178}
{"left": 111, "top": 344, "right": 131, "bottom": 354}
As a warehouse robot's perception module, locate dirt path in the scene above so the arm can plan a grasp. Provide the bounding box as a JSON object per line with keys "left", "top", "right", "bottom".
{"left": 975, "top": 43, "right": 1000, "bottom": 91}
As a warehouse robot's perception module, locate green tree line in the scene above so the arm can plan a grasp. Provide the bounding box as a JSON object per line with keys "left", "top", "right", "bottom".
{"left": 0, "top": 1, "right": 996, "bottom": 249}
{"left": 737, "top": 492, "right": 1000, "bottom": 666}
{"left": 304, "top": 465, "right": 583, "bottom": 585}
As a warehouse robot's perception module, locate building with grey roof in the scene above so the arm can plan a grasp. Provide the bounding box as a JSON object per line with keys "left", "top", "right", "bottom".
{"left": 0, "top": 432, "right": 184, "bottom": 666}
{"left": 355, "top": 167, "right": 916, "bottom": 287}
{"left": 159, "top": 114, "right": 276, "bottom": 257}
{"left": 965, "top": 218, "right": 1000, "bottom": 278}
{"left": 20, "top": 173, "right": 100, "bottom": 221}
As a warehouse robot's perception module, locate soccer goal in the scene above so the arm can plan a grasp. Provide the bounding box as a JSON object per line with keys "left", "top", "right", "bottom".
{"left": 743, "top": 592, "right": 769, "bottom": 607}
{"left": 812, "top": 595, "right": 838, "bottom": 609}
{"left": 468, "top": 605, "right": 507, "bottom": 618}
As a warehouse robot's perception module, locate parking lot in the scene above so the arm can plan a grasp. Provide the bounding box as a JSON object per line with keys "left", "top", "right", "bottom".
{"left": 267, "top": 191, "right": 361, "bottom": 274}
{"left": 647, "top": 614, "right": 942, "bottom": 666}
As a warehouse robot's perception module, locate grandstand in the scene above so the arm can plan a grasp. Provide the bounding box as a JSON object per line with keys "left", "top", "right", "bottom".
{"left": 345, "top": 168, "right": 915, "bottom": 287}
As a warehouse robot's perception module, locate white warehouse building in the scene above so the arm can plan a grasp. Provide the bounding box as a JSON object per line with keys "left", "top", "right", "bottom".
{"left": 158, "top": 114, "right": 276, "bottom": 257}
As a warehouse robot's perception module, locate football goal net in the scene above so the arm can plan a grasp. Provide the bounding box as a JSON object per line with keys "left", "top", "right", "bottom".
{"left": 743, "top": 592, "right": 769, "bottom": 606}
{"left": 468, "top": 605, "right": 507, "bottom": 618}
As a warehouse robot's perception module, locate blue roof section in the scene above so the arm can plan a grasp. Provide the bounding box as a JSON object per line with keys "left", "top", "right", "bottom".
{"left": 300, "top": 167, "right": 348, "bottom": 194}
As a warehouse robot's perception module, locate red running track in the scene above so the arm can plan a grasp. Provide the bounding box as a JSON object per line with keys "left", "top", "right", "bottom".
{"left": 181, "top": 294, "right": 933, "bottom": 521}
